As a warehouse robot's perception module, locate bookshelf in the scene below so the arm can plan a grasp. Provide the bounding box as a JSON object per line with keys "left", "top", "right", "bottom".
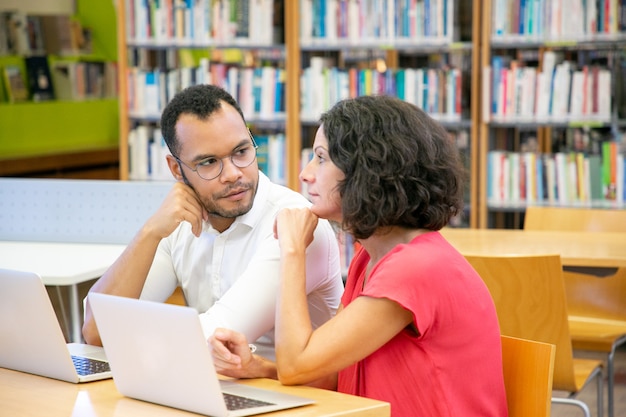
{"left": 115, "top": 1, "right": 480, "bottom": 228}
{"left": 478, "top": 0, "right": 626, "bottom": 228}
{"left": 0, "top": 0, "right": 120, "bottom": 179}
{"left": 116, "top": 0, "right": 290, "bottom": 182}
{"left": 292, "top": 0, "right": 481, "bottom": 228}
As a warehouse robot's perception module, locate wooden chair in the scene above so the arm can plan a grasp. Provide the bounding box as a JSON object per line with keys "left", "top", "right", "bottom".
{"left": 525, "top": 205, "right": 626, "bottom": 417}
{"left": 165, "top": 287, "right": 186, "bottom": 306}
{"left": 524, "top": 206, "right": 626, "bottom": 233}
{"left": 465, "top": 254, "right": 603, "bottom": 417}
{"left": 501, "top": 335, "right": 555, "bottom": 417}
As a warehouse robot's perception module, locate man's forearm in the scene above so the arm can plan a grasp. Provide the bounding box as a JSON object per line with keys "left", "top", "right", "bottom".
{"left": 82, "top": 227, "right": 162, "bottom": 344}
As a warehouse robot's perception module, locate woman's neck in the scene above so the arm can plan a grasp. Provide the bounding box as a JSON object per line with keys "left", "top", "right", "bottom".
{"left": 359, "top": 227, "right": 430, "bottom": 266}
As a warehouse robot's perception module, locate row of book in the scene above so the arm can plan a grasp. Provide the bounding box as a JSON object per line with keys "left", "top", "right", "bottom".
{"left": 1, "top": 57, "right": 117, "bottom": 103}
{"left": 485, "top": 50, "right": 614, "bottom": 123}
{"left": 127, "top": 56, "right": 464, "bottom": 123}
{"left": 301, "top": 56, "right": 463, "bottom": 121}
{"left": 126, "top": 0, "right": 278, "bottom": 46}
{"left": 128, "top": 125, "right": 287, "bottom": 185}
{"left": 487, "top": 139, "right": 626, "bottom": 207}
{"left": 0, "top": 11, "right": 91, "bottom": 56}
{"left": 127, "top": 59, "right": 285, "bottom": 121}
{"left": 300, "top": 0, "right": 458, "bottom": 45}
{"left": 492, "top": 0, "right": 626, "bottom": 39}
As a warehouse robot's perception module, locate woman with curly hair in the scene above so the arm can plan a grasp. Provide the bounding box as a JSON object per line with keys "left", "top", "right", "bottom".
{"left": 211, "top": 95, "right": 508, "bottom": 417}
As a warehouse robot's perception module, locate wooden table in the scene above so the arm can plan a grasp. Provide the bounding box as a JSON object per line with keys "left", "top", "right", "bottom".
{"left": 440, "top": 228, "right": 626, "bottom": 274}
{"left": 0, "top": 368, "right": 389, "bottom": 417}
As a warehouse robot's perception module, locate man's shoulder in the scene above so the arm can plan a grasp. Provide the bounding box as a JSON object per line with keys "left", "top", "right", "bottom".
{"left": 265, "top": 180, "right": 312, "bottom": 209}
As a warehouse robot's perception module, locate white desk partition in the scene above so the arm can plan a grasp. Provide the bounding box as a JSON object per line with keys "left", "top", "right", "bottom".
{"left": 0, "top": 178, "right": 172, "bottom": 342}
{"left": 0, "top": 178, "right": 171, "bottom": 244}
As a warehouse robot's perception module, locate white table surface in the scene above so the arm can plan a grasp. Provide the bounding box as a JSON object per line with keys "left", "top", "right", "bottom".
{"left": 0, "top": 241, "right": 125, "bottom": 285}
{"left": 0, "top": 241, "right": 126, "bottom": 343}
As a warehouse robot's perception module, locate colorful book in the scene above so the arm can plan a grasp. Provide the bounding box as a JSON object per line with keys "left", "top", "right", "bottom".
{"left": 2, "top": 65, "right": 29, "bottom": 103}
{"left": 25, "top": 55, "right": 55, "bottom": 102}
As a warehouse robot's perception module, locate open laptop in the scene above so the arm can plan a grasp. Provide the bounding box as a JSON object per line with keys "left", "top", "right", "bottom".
{"left": 0, "top": 268, "right": 111, "bottom": 383}
{"left": 88, "top": 292, "right": 314, "bottom": 417}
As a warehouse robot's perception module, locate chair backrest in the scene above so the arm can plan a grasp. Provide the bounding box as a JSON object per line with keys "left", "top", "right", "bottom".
{"left": 465, "top": 253, "right": 578, "bottom": 392}
{"left": 524, "top": 206, "right": 626, "bottom": 233}
{"left": 501, "top": 335, "right": 555, "bottom": 417}
{"left": 523, "top": 206, "right": 626, "bottom": 321}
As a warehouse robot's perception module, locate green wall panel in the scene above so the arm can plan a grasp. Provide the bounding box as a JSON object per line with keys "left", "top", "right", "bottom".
{"left": 0, "top": 100, "right": 119, "bottom": 157}
{"left": 0, "top": 0, "right": 119, "bottom": 159}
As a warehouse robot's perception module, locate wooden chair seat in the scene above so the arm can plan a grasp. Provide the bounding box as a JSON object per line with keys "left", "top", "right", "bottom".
{"left": 569, "top": 319, "right": 626, "bottom": 351}
{"left": 573, "top": 357, "right": 605, "bottom": 391}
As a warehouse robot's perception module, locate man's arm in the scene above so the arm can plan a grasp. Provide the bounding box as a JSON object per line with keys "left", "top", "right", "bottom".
{"left": 82, "top": 182, "right": 207, "bottom": 346}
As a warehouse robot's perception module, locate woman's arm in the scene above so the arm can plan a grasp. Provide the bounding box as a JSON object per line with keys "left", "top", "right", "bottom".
{"left": 273, "top": 208, "right": 414, "bottom": 385}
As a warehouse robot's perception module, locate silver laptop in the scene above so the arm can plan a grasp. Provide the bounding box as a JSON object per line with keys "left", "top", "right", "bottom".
{"left": 0, "top": 268, "right": 111, "bottom": 383}
{"left": 88, "top": 292, "right": 314, "bottom": 417}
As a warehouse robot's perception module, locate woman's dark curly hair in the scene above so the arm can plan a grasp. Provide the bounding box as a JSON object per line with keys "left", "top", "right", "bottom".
{"left": 320, "top": 95, "right": 466, "bottom": 239}
{"left": 160, "top": 84, "right": 246, "bottom": 157}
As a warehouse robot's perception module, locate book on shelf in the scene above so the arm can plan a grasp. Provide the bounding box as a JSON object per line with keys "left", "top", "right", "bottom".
{"left": 492, "top": 0, "right": 624, "bottom": 39}
{"left": 51, "top": 61, "right": 76, "bottom": 100}
{"left": 0, "top": 12, "right": 46, "bottom": 55}
{"left": 128, "top": 0, "right": 277, "bottom": 45}
{"left": 253, "top": 132, "right": 286, "bottom": 186}
{"left": 301, "top": 0, "right": 458, "bottom": 45}
{"left": 0, "top": 12, "right": 10, "bottom": 55}
{"left": 25, "top": 55, "right": 55, "bottom": 102}
{"left": 486, "top": 129, "right": 626, "bottom": 207}
{"left": 4, "top": 10, "right": 31, "bottom": 55}
{"left": 39, "top": 14, "right": 79, "bottom": 55}
{"left": 2, "top": 66, "right": 29, "bottom": 103}
{"left": 51, "top": 60, "right": 117, "bottom": 101}
{"left": 486, "top": 50, "right": 614, "bottom": 123}
{"left": 26, "top": 15, "right": 46, "bottom": 55}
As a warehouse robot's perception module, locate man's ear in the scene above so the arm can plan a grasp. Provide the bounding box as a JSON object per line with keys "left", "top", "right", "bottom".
{"left": 166, "top": 154, "right": 185, "bottom": 182}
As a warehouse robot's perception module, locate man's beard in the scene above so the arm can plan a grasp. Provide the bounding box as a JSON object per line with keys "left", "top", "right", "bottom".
{"left": 182, "top": 171, "right": 257, "bottom": 219}
{"left": 203, "top": 190, "right": 255, "bottom": 218}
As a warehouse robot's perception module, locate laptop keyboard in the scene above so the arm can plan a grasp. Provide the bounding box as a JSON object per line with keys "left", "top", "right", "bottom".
{"left": 223, "top": 393, "right": 274, "bottom": 410}
{"left": 71, "top": 355, "right": 111, "bottom": 376}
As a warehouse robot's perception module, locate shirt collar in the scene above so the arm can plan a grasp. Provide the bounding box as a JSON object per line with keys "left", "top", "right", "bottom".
{"left": 204, "top": 171, "right": 271, "bottom": 234}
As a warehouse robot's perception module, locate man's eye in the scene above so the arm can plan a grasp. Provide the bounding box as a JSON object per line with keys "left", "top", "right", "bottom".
{"left": 237, "top": 147, "right": 251, "bottom": 156}
{"left": 198, "top": 158, "right": 217, "bottom": 167}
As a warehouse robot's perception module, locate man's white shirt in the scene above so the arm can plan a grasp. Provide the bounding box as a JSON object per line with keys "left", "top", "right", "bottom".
{"left": 140, "top": 172, "right": 344, "bottom": 359}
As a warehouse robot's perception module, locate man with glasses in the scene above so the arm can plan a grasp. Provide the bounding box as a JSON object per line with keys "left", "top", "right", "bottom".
{"left": 82, "top": 85, "right": 344, "bottom": 384}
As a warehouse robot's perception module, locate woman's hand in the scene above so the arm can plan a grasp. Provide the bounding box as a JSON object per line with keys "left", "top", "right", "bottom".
{"left": 273, "top": 208, "right": 319, "bottom": 253}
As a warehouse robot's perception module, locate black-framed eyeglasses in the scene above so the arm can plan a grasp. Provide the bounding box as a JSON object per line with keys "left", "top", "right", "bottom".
{"left": 173, "top": 134, "right": 258, "bottom": 181}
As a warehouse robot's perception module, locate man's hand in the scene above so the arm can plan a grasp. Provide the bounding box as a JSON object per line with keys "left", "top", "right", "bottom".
{"left": 209, "top": 328, "right": 277, "bottom": 380}
{"left": 145, "top": 182, "right": 208, "bottom": 238}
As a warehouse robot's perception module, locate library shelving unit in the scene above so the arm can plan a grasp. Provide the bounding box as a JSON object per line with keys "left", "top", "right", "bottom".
{"left": 116, "top": 0, "right": 292, "bottom": 183}
{"left": 0, "top": 1, "right": 120, "bottom": 179}
{"left": 115, "top": 1, "right": 481, "bottom": 227}
{"left": 478, "top": 0, "right": 626, "bottom": 228}
{"left": 291, "top": 0, "right": 481, "bottom": 228}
